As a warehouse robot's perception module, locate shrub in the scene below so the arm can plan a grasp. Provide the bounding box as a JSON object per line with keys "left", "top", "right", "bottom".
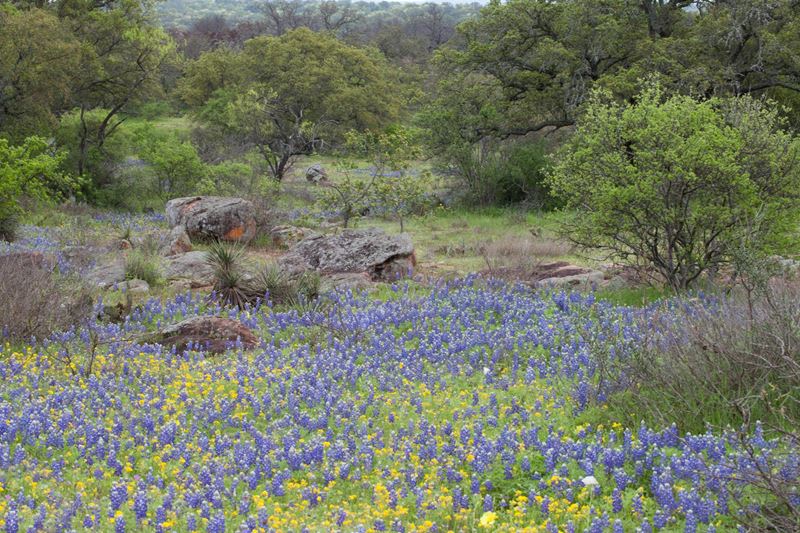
{"left": 0, "top": 253, "right": 92, "bottom": 341}
{"left": 617, "top": 283, "right": 800, "bottom": 434}
{"left": 548, "top": 84, "right": 800, "bottom": 290}
{"left": 0, "top": 136, "right": 78, "bottom": 242}
{"left": 319, "top": 163, "right": 374, "bottom": 228}
{"left": 372, "top": 173, "right": 433, "bottom": 232}
{"left": 611, "top": 283, "right": 800, "bottom": 529}
{"left": 124, "top": 250, "right": 162, "bottom": 287}
{"left": 439, "top": 141, "right": 553, "bottom": 207}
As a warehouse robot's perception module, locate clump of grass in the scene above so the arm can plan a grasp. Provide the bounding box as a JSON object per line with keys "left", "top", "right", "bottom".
{"left": 125, "top": 250, "right": 162, "bottom": 287}
{"left": 480, "top": 234, "right": 574, "bottom": 275}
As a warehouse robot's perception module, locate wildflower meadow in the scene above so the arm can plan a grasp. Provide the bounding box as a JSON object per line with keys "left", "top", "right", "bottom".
{"left": 1, "top": 277, "right": 797, "bottom": 532}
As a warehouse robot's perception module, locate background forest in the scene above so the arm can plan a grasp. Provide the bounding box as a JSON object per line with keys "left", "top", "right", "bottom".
{"left": 3, "top": 0, "right": 798, "bottom": 214}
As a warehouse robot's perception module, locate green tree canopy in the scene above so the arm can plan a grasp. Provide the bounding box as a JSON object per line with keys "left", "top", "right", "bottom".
{"left": 0, "top": 6, "right": 80, "bottom": 140}
{"left": 64, "top": 0, "right": 177, "bottom": 178}
{"left": 548, "top": 84, "right": 800, "bottom": 290}
{"left": 180, "top": 28, "right": 402, "bottom": 180}
{"left": 425, "top": 0, "right": 800, "bottom": 143}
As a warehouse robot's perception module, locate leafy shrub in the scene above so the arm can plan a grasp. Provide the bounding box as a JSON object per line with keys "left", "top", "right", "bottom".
{"left": 435, "top": 141, "right": 553, "bottom": 207}
{"left": 319, "top": 169, "right": 374, "bottom": 228}
{"left": 1, "top": 136, "right": 78, "bottom": 241}
{"left": 0, "top": 254, "right": 92, "bottom": 341}
{"left": 124, "top": 250, "right": 162, "bottom": 286}
{"left": 134, "top": 101, "right": 174, "bottom": 120}
{"left": 372, "top": 174, "right": 433, "bottom": 232}
{"left": 548, "top": 84, "right": 800, "bottom": 290}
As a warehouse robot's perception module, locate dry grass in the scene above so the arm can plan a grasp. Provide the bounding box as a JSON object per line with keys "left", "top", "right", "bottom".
{"left": 0, "top": 253, "right": 93, "bottom": 341}
{"left": 478, "top": 234, "right": 574, "bottom": 273}
{"left": 613, "top": 281, "right": 800, "bottom": 530}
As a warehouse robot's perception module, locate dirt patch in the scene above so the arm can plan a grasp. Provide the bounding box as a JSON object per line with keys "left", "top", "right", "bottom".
{"left": 481, "top": 261, "right": 596, "bottom": 284}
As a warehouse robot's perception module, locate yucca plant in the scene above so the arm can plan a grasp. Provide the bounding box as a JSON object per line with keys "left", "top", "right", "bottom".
{"left": 206, "top": 240, "right": 246, "bottom": 272}
{"left": 252, "top": 264, "right": 297, "bottom": 305}
{"left": 118, "top": 224, "right": 133, "bottom": 242}
{"left": 206, "top": 241, "right": 251, "bottom": 309}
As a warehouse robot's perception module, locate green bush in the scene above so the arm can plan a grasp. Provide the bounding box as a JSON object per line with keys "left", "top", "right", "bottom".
{"left": 432, "top": 141, "right": 553, "bottom": 207}
{"left": 134, "top": 101, "right": 174, "bottom": 120}
{"left": 0, "top": 136, "right": 78, "bottom": 241}
{"left": 548, "top": 84, "right": 800, "bottom": 290}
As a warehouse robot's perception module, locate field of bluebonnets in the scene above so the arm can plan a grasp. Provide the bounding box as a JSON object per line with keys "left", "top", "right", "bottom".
{"left": 1, "top": 219, "right": 800, "bottom": 532}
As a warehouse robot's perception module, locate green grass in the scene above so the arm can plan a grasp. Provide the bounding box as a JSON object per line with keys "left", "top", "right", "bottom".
{"left": 367, "top": 207, "right": 583, "bottom": 274}
{"left": 593, "top": 286, "right": 669, "bottom": 307}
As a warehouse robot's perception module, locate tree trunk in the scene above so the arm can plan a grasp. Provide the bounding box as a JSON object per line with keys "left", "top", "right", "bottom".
{"left": 77, "top": 106, "right": 89, "bottom": 177}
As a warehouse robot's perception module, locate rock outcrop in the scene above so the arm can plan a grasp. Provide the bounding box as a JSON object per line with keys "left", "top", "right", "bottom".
{"left": 86, "top": 261, "right": 127, "bottom": 289}
{"left": 166, "top": 197, "right": 256, "bottom": 243}
{"left": 269, "top": 225, "right": 320, "bottom": 248}
{"left": 279, "top": 228, "right": 415, "bottom": 281}
{"left": 163, "top": 225, "right": 192, "bottom": 256}
{"left": 153, "top": 316, "right": 258, "bottom": 354}
{"left": 535, "top": 262, "right": 605, "bottom": 288}
{"left": 305, "top": 164, "right": 328, "bottom": 184}
{"left": 163, "top": 251, "right": 214, "bottom": 288}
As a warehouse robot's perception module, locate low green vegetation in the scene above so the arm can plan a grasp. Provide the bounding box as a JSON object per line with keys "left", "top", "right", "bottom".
{"left": 124, "top": 250, "right": 163, "bottom": 287}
